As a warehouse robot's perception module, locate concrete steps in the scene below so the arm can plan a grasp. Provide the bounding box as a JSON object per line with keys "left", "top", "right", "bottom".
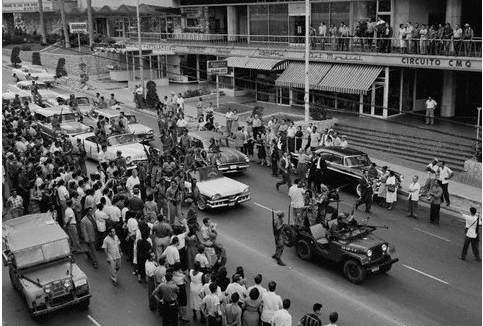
{"left": 335, "top": 123, "right": 473, "bottom": 172}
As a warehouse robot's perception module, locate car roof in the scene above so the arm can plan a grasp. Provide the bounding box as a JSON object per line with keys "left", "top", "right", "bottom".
{"left": 93, "top": 108, "right": 128, "bottom": 117}
{"left": 8, "top": 224, "right": 68, "bottom": 253}
{"left": 3, "top": 90, "right": 31, "bottom": 98}
{"left": 34, "top": 105, "right": 74, "bottom": 116}
{"left": 17, "top": 80, "right": 46, "bottom": 86}
{"left": 188, "top": 131, "right": 226, "bottom": 140}
{"left": 317, "top": 146, "right": 366, "bottom": 156}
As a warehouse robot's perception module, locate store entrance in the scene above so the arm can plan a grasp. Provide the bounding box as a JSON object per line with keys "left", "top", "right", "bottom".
{"left": 289, "top": 16, "right": 305, "bottom": 44}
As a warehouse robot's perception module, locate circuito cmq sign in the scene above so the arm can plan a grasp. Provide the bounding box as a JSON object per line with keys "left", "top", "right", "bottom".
{"left": 69, "top": 22, "right": 87, "bottom": 34}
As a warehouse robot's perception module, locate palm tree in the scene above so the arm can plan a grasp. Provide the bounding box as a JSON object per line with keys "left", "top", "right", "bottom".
{"left": 86, "top": 0, "right": 94, "bottom": 47}
{"left": 59, "top": 0, "right": 70, "bottom": 48}
{"left": 37, "top": 0, "right": 46, "bottom": 44}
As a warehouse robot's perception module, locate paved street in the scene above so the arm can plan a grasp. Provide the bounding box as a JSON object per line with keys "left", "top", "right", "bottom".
{"left": 2, "top": 67, "right": 482, "bottom": 326}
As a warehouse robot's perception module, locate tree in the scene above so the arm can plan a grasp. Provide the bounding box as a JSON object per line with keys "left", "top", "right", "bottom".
{"left": 32, "top": 52, "right": 42, "bottom": 65}
{"left": 145, "top": 80, "right": 160, "bottom": 109}
{"left": 79, "top": 62, "right": 89, "bottom": 86}
{"left": 37, "top": 0, "right": 46, "bottom": 44}
{"left": 10, "top": 46, "right": 21, "bottom": 67}
{"left": 59, "top": 0, "right": 70, "bottom": 48}
{"left": 56, "top": 58, "right": 68, "bottom": 77}
{"left": 86, "top": 0, "right": 94, "bottom": 48}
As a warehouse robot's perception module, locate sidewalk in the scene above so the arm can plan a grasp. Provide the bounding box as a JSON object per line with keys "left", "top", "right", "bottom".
{"left": 7, "top": 54, "right": 480, "bottom": 218}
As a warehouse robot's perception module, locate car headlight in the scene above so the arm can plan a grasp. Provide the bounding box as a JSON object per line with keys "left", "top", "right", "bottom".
{"left": 44, "top": 284, "right": 52, "bottom": 294}
{"left": 216, "top": 159, "right": 221, "bottom": 165}
{"left": 147, "top": 130, "right": 154, "bottom": 135}
{"left": 63, "top": 279, "right": 71, "bottom": 288}
{"left": 245, "top": 155, "right": 249, "bottom": 163}
{"left": 212, "top": 194, "right": 222, "bottom": 200}
{"left": 381, "top": 244, "right": 388, "bottom": 252}
{"left": 366, "top": 249, "right": 373, "bottom": 257}
{"left": 125, "top": 156, "right": 133, "bottom": 164}
{"left": 242, "top": 187, "right": 250, "bottom": 194}
{"left": 399, "top": 175, "right": 404, "bottom": 182}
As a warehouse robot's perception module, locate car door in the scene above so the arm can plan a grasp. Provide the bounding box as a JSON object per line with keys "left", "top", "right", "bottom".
{"left": 83, "top": 136, "right": 98, "bottom": 160}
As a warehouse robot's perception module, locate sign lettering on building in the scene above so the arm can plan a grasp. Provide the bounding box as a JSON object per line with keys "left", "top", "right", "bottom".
{"left": 69, "top": 22, "right": 87, "bottom": 34}
{"left": 259, "top": 49, "right": 285, "bottom": 57}
{"left": 401, "top": 56, "right": 472, "bottom": 68}
{"left": 207, "top": 60, "right": 228, "bottom": 75}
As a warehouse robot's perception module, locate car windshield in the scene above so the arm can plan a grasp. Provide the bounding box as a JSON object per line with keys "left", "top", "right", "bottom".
{"left": 201, "top": 137, "right": 229, "bottom": 150}
{"left": 108, "top": 134, "right": 137, "bottom": 146}
{"left": 77, "top": 97, "right": 90, "bottom": 105}
{"left": 126, "top": 115, "right": 137, "bottom": 124}
{"left": 345, "top": 154, "right": 371, "bottom": 167}
{"left": 198, "top": 166, "right": 223, "bottom": 181}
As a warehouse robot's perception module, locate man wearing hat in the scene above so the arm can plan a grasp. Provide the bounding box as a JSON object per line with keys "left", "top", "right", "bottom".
{"left": 272, "top": 211, "right": 287, "bottom": 266}
{"left": 420, "top": 158, "right": 439, "bottom": 196}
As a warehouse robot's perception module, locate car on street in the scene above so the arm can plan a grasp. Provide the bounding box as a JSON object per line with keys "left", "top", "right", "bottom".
{"left": 184, "top": 165, "right": 250, "bottom": 210}
{"left": 11, "top": 65, "right": 56, "bottom": 86}
{"left": 33, "top": 106, "right": 92, "bottom": 140}
{"left": 72, "top": 132, "right": 155, "bottom": 168}
{"left": 54, "top": 94, "right": 96, "bottom": 114}
{"left": 282, "top": 215, "right": 398, "bottom": 284}
{"left": 2, "top": 213, "right": 91, "bottom": 318}
{"left": 2, "top": 90, "right": 47, "bottom": 110}
{"left": 188, "top": 131, "right": 250, "bottom": 173}
{"left": 9, "top": 81, "right": 60, "bottom": 100}
{"left": 83, "top": 108, "right": 155, "bottom": 141}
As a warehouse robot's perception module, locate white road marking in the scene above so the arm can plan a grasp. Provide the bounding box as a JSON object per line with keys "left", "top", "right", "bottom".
{"left": 88, "top": 315, "right": 103, "bottom": 326}
{"left": 414, "top": 228, "right": 452, "bottom": 243}
{"left": 402, "top": 264, "right": 449, "bottom": 285}
{"left": 253, "top": 202, "right": 273, "bottom": 212}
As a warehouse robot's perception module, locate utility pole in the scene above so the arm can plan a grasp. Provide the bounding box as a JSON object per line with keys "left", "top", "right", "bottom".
{"left": 304, "top": 0, "right": 310, "bottom": 122}
{"left": 136, "top": 0, "right": 144, "bottom": 96}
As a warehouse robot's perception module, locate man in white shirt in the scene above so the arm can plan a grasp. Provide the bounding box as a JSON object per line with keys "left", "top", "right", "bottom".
{"left": 162, "top": 237, "right": 180, "bottom": 267}
{"left": 98, "top": 145, "right": 109, "bottom": 169}
{"left": 425, "top": 96, "right": 437, "bottom": 125}
{"left": 225, "top": 274, "right": 247, "bottom": 303}
{"left": 177, "top": 93, "right": 185, "bottom": 112}
{"left": 288, "top": 179, "right": 305, "bottom": 226}
{"left": 95, "top": 203, "right": 110, "bottom": 249}
{"left": 420, "top": 158, "right": 439, "bottom": 196}
{"left": 437, "top": 161, "right": 453, "bottom": 206}
{"left": 407, "top": 175, "right": 420, "bottom": 219}
{"left": 261, "top": 281, "right": 283, "bottom": 326}
{"left": 272, "top": 298, "right": 292, "bottom": 326}
{"left": 126, "top": 169, "right": 140, "bottom": 197}
{"left": 246, "top": 274, "right": 267, "bottom": 298}
{"left": 459, "top": 207, "right": 481, "bottom": 261}
{"left": 318, "top": 22, "right": 327, "bottom": 50}
{"left": 64, "top": 200, "right": 81, "bottom": 252}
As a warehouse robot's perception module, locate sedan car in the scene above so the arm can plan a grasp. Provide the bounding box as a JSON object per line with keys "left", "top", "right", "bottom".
{"left": 9, "top": 81, "right": 60, "bottom": 100}
{"left": 33, "top": 106, "right": 92, "bottom": 140}
{"left": 72, "top": 132, "right": 155, "bottom": 168}
{"left": 312, "top": 147, "right": 403, "bottom": 195}
{"left": 184, "top": 166, "right": 250, "bottom": 210}
{"left": 83, "top": 108, "right": 154, "bottom": 141}
{"left": 188, "top": 131, "right": 250, "bottom": 173}
{"left": 12, "top": 65, "right": 56, "bottom": 85}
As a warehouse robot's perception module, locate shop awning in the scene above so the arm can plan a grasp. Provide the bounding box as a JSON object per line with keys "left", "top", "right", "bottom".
{"left": 275, "top": 62, "right": 332, "bottom": 89}
{"left": 226, "top": 57, "right": 287, "bottom": 71}
{"left": 316, "top": 64, "right": 383, "bottom": 95}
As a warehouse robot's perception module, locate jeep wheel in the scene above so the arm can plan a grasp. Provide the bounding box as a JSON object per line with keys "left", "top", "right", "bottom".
{"left": 343, "top": 259, "right": 366, "bottom": 284}
{"left": 197, "top": 197, "right": 207, "bottom": 211}
{"left": 282, "top": 225, "right": 297, "bottom": 247}
{"left": 296, "top": 239, "right": 312, "bottom": 260}
{"left": 355, "top": 184, "right": 362, "bottom": 197}
{"left": 78, "top": 298, "right": 91, "bottom": 310}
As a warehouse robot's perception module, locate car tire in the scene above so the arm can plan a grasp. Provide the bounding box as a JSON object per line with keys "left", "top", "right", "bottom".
{"left": 282, "top": 225, "right": 297, "bottom": 247}
{"left": 197, "top": 197, "right": 207, "bottom": 211}
{"left": 78, "top": 298, "right": 91, "bottom": 310}
{"left": 343, "top": 259, "right": 366, "bottom": 284}
{"left": 296, "top": 239, "right": 312, "bottom": 260}
{"left": 355, "top": 184, "right": 362, "bottom": 197}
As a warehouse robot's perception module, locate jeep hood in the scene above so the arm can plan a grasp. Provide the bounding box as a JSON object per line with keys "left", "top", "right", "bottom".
{"left": 21, "top": 261, "right": 72, "bottom": 287}
{"left": 341, "top": 233, "right": 386, "bottom": 251}
{"left": 198, "top": 178, "right": 248, "bottom": 197}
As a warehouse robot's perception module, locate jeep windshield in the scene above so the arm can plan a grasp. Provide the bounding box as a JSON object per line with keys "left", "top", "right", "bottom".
{"left": 344, "top": 154, "right": 371, "bottom": 168}
{"left": 198, "top": 166, "right": 223, "bottom": 181}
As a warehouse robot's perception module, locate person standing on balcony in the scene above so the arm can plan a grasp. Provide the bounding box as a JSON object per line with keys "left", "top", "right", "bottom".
{"left": 382, "top": 23, "right": 393, "bottom": 53}
{"left": 443, "top": 23, "right": 454, "bottom": 55}
{"left": 453, "top": 24, "right": 463, "bottom": 56}
{"left": 412, "top": 23, "right": 420, "bottom": 54}
{"left": 318, "top": 22, "right": 327, "bottom": 50}
{"left": 463, "top": 23, "right": 474, "bottom": 56}
{"left": 419, "top": 24, "right": 428, "bottom": 55}
{"left": 338, "top": 22, "right": 350, "bottom": 51}
{"left": 405, "top": 22, "right": 414, "bottom": 54}
{"left": 428, "top": 25, "right": 437, "bottom": 55}
{"left": 435, "top": 23, "right": 444, "bottom": 55}
{"left": 366, "top": 18, "right": 375, "bottom": 50}
{"left": 425, "top": 96, "right": 437, "bottom": 125}
{"left": 398, "top": 24, "right": 407, "bottom": 54}
{"left": 310, "top": 25, "right": 317, "bottom": 50}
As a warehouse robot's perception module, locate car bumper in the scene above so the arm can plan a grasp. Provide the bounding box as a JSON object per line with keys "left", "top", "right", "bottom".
{"left": 141, "top": 133, "right": 155, "bottom": 141}
{"left": 206, "top": 193, "right": 250, "bottom": 208}
{"left": 31, "top": 293, "right": 91, "bottom": 317}
{"left": 365, "top": 257, "right": 399, "bottom": 273}
{"left": 218, "top": 163, "right": 250, "bottom": 173}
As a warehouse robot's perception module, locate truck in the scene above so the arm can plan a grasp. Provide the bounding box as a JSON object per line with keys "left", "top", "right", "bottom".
{"left": 3, "top": 213, "right": 91, "bottom": 318}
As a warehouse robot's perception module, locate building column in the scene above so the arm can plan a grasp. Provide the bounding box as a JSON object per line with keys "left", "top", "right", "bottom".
{"left": 227, "top": 6, "right": 237, "bottom": 41}
{"left": 149, "top": 56, "right": 153, "bottom": 80}
{"left": 412, "top": 70, "right": 417, "bottom": 111}
{"left": 441, "top": 70, "right": 456, "bottom": 117}
{"left": 196, "top": 54, "right": 200, "bottom": 81}
{"left": 289, "top": 89, "right": 293, "bottom": 105}
{"left": 383, "top": 67, "right": 389, "bottom": 118}
{"left": 359, "top": 93, "right": 363, "bottom": 114}
{"left": 371, "top": 84, "right": 376, "bottom": 115}
{"left": 445, "top": 0, "right": 462, "bottom": 27}
{"left": 399, "top": 69, "right": 404, "bottom": 112}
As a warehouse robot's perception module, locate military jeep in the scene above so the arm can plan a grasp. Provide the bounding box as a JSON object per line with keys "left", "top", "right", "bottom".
{"left": 283, "top": 215, "right": 398, "bottom": 284}
{"left": 3, "top": 213, "right": 91, "bottom": 318}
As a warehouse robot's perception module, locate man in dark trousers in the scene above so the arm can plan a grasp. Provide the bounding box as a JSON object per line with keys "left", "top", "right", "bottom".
{"left": 355, "top": 169, "right": 372, "bottom": 213}
{"left": 276, "top": 151, "right": 292, "bottom": 191}
{"left": 427, "top": 180, "right": 443, "bottom": 225}
{"left": 152, "top": 271, "right": 179, "bottom": 325}
{"left": 309, "top": 152, "right": 327, "bottom": 192}
{"left": 459, "top": 207, "right": 481, "bottom": 261}
{"left": 272, "top": 211, "right": 286, "bottom": 266}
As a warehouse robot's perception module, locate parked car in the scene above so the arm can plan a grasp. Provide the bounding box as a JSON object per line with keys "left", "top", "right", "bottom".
{"left": 33, "top": 106, "right": 92, "bottom": 140}
{"left": 282, "top": 213, "right": 398, "bottom": 284}
{"left": 55, "top": 95, "right": 96, "bottom": 114}
{"left": 188, "top": 131, "right": 250, "bottom": 173}
{"left": 2, "top": 90, "right": 47, "bottom": 110}
{"left": 72, "top": 132, "right": 156, "bottom": 168}
{"left": 11, "top": 65, "right": 56, "bottom": 86}
{"left": 9, "top": 81, "right": 60, "bottom": 100}
{"left": 2, "top": 213, "right": 91, "bottom": 318}
{"left": 83, "top": 108, "right": 155, "bottom": 141}
{"left": 184, "top": 165, "right": 250, "bottom": 210}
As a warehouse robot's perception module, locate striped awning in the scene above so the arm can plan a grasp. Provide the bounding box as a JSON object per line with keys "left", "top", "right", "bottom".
{"left": 316, "top": 65, "right": 383, "bottom": 95}
{"left": 226, "top": 57, "right": 287, "bottom": 71}
{"left": 275, "top": 62, "right": 332, "bottom": 90}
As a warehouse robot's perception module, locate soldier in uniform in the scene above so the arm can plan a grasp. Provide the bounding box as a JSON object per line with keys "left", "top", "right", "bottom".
{"left": 51, "top": 114, "right": 61, "bottom": 130}
{"left": 61, "top": 135, "right": 73, "bottom": 165}
{"left": 73, "top": 138, "right": 87, "bottom": 175}
{"left": 114, "top": 150, "right": 127, "bottom": 175}
{"left": 272, "top": 211, "right": 287, "bottom": 266}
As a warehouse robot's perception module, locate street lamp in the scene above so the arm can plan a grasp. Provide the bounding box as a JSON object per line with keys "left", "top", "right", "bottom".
{"left": 136, "top": 0, "right": 144, "bottom": 96}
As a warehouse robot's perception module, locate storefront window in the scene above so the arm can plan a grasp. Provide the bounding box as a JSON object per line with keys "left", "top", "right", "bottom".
{"left": 377, "top": 0, "right": 391, "bottom": 12}
{"left": 330, "top": 2, "right": 350, "bottom": 29}
{"left": 311, "top": 2, "right": 330, "bottom": 30}
{"left": 353, "top": 1, "right": 377, "bottom": 28}
{"left": 250, "top": 5, "right": 269, "bottom": 36}
{"left": 268, "top": 4, "right": 288, "bottom": 36}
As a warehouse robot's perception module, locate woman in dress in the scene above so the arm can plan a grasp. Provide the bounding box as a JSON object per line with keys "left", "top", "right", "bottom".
{"left": 398, "top": 24, "right": 407, "bottom": 53}
{"left": 242, "top": 288, "right": 261, "bottom": 326}
{"left": 185, "top": 229, "right": 199, "bottom": 271}
{"left": 172, "top": 262, "right": 189, "bottom": 322}
{"left": 385, "top": 170, "right": 397, "bottom": 210}
{"left": 225, "top": 293, "right": 242, "bottom": 326}
{"left": 377, "top": 167, "right": 389, "bottom": 208}
{"left": 136, "top": 229, "right": 152, "bottom": 283}
{"left": 189, "top": 261, "right": 204, "bottom": 322}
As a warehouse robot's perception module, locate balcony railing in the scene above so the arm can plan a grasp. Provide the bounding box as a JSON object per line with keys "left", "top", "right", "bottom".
{"left": 126, "top": 32, "right": 482, "bottom": 58}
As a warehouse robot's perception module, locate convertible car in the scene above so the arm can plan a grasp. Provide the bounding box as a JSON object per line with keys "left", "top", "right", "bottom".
{"left": 12, "top": 65, "right": 56, "bottom": 85}
{"left": 184, "top": 166, "right": 250, "bottom": 210}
